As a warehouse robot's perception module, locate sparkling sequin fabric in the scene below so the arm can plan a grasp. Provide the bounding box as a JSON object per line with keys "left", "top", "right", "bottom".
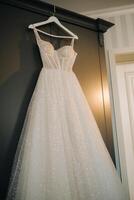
{"left": 6, "top": 27, "right": 128, "bottom": 200}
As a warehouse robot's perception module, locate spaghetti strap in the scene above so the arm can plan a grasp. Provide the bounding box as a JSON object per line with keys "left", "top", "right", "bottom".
{"left": 70, "top": 37, "right": 75, "bottom": 47}
{"left": 33, "top": 26, "right": 41, "bottom": 45}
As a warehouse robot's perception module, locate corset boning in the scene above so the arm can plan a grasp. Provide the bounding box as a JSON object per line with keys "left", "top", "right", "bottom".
{"left": 38, "top": 43, "right": 77, "bottom": 71}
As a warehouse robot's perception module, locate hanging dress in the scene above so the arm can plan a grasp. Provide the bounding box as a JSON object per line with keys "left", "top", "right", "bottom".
{"left": 6, "top": 27, "right": 128, "bottom": 200}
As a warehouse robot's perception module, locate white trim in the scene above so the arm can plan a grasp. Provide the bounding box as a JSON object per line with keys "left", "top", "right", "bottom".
{"left": 104, "top": 48, "right": 121, "bottom": 176}
{"left": 113, "top": 47, "right": 134, "bottom": 54}
{"left": 124, "top": 14, "right": 134, "bottom": 47}
{"left": 81, "top": 4, "right": 134, "bottom": 18}
{"left": 116, "top": 62, "right": 134, "bottom": 200}
{"left": 114, "top": 16, "right": 122, "bottom": 48}
{"left": 107, "top": 49, "right": 130, "bottom": 198}
{"left": 107, "top": 48, "right": 134, "bottom": 200}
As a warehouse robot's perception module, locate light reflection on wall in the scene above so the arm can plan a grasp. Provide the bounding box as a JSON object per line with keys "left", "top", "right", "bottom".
{"left": 83, "top": 82, "right": 111, "bottom": 137}
{"left": 84, "top": 84, "right": 110, "bottom": 114}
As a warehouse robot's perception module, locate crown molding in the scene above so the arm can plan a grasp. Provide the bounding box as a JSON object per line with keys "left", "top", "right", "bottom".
{"left": 81, "top": 4, "right": 134, "bottom": 18}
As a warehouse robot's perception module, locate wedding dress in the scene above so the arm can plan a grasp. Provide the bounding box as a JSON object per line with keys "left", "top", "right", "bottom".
{"left": 6, "top": 27, "right": 127, "bottom": 200}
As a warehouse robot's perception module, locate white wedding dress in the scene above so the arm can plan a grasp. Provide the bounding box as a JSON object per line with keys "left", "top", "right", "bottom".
{"left": 6, "top": 27, "right": 127, "bottom": 200}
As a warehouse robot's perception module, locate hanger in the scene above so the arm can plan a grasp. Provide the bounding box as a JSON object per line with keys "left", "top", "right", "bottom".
{"left": 28, "top": 5, "right": 78, "bottom": 40}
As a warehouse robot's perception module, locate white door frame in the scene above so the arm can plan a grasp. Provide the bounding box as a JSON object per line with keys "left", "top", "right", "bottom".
{"left": 107, "top": 47, "right": 134, "bottom": 200}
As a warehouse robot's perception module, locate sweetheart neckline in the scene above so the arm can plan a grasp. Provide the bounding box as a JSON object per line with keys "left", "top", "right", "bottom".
{"left": 38, "top": 37, "right": 77, "bottom": 55}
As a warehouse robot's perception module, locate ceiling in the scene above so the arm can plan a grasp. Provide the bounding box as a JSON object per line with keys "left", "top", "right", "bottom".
{"left": 42, "top": 0, "right": 134, "bottom": 13}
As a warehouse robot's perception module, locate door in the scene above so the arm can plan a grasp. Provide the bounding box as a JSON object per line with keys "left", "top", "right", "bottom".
{"left": 107, "top": 49, "right": 134, "bottom": 200}
{"left": 116, "top": 61, "right": 134, "bottom": 200}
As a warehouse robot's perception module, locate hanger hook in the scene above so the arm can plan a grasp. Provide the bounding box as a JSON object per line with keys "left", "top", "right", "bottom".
{"left": 53, "top": 5, "right": 56, "bottom": 16}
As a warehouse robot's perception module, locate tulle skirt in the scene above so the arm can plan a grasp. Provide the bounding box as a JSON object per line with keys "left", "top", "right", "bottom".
{"left": 6, "top": 68, "right": 127, "bottom": 200}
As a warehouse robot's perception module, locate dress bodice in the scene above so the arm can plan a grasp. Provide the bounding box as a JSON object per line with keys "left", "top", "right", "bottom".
{"left": 33, "top": 27, "right": 77, "bottom": 71}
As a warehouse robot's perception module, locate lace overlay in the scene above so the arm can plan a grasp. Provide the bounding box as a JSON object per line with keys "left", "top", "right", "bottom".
{"left": 6, "top": 27, "right": 127, "bottom": 200}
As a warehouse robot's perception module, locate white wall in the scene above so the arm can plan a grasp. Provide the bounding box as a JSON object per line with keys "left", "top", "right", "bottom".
{"left": 83, "top": 4, "right": 134, "bottom": 50}
{"left": 105, "top": 13, "right": 134, "bottom": 50}
{"left": 82, "top": 4, "right": 134, "bottom": 200}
